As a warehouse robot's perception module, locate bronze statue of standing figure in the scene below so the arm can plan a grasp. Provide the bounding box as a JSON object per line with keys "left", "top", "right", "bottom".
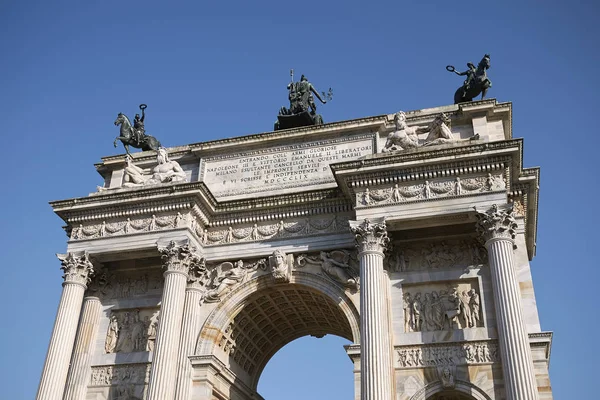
{"left": 113, "top": 104, "right": 161, "bottom": 156}
{"left": 447, "top": 54, "right": 492, "bottom": 104}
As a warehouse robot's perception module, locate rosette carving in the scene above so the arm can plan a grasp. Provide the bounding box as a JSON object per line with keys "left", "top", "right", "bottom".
{"left": 58, "top": 253, "right": 95, "bottom": 287}
{"left": 158, "top": 241, "right": 204, "bottom": 275}
{"left": 475, "top": 204, "right": 518, "bottom": 244}
{"left": 351, "top": 219, "right": 390, "bottom": 254}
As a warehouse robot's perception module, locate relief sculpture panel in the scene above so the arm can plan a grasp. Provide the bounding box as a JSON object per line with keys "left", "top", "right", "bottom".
{"left": 397, "top": 341, "right": 499, "bottom": 368}
{"left": 88, "top": 269, "right": 163, "bottom": 300}
{"left": 402, "top": 281, "right": 482, "bottom": 332}
{"left": 89, "top": 363, "right": 150, "bottom": 399}
{"left": 386, "top": 239, "right": 486, "bottom": 272}
{"left": 105, "top": 308, "right": 159, "bottom": 354}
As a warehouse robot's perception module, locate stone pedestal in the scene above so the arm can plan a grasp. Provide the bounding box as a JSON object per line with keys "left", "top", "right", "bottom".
{"left": 36, "top": 254, "right": 94, "bottom": 400}
{"left": 351, "top": 219, "right": 393, "bottom": 400}
{"left": 63, "top": 296, "right": 102, "bottom": 400}
{"left": 476, "top": 205, "right": 539, "bottom": 400}
{"left": 175, "top": 257, "right": 206, "bottom": 400}
{"left": 147, "top": 242, "right": 203, "bottom": 400}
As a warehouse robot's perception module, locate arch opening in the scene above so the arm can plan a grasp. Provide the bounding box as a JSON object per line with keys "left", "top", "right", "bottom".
{"left": 195, "top": 275, "right": 360, "bottom": 395}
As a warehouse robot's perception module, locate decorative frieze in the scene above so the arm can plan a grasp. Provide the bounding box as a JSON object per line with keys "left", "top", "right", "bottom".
{"left": 356, "top": 172, "right": 506, "bottom": 207}
{"left": 200, "top": 215, "right": 350, "bottom": 246}
{"left": 396, "top": 341, "right": 499, "bottom": 368}
{"left": 104, "top": 308, "right": 159, "bottom": 354}
{"left": 58, "top": 253, "right": 95, "bottom": 286}
{"left": 402, "top": 281, "right": 482, "bottom": 332}
{"left": 89, "top": 363, "right": 150, "bottom": 386}
{"left": 70, "top": 212, "right": 192, "bottom": 240}
{"left": 386, "top": 239, "right": 486, "bottom": 271}
{"left": 87, "top": 270, "right": 163, "bottom": 299}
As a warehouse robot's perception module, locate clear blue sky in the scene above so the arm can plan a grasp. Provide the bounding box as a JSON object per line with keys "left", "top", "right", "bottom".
{"left": 1, "top": 1, "right": 597, "bottom": 398}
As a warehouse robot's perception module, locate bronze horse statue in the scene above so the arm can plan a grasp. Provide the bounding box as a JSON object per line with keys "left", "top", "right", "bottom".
{"left": 448, "top": 54, "right": 492, "bottom": 104}
{"left": 113, "top": 112, "right": 161, "bottom": 156}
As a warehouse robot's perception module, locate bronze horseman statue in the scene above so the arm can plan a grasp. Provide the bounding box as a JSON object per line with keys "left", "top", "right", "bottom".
{"left": 447, "top": 54, "right": 492, "bottom": 104}
{"left": 275, "top": 70, "right": 333, "bottom": 130}
{"left": 114, "top": 104, "right": 161, "bottom": 156}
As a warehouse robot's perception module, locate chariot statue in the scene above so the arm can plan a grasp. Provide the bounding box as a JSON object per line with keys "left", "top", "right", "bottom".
{"left": 275, "top": 70, "right": 333, "bottom": 130}
{"left": 113, "top": 104, "right": 161, "bottom": 156}
{"left": 447, "top": 54, "right": 492, "bottom": 104}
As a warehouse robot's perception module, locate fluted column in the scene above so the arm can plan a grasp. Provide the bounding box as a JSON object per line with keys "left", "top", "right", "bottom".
{"left": 147, "top": 241, "right": 203, "bottom": 400}
{"left": 37, "top": 253, "right": 95, "bottom": 400}
{"left": 63, "top": 295, "right": 102, "bottom": 399}
{"left": 175, "top": 255, "right": 207, "bottom": 400}
{"left": 351, "top": 219, "right": 393, "bottom": 400}
{"left": 476, "top": 205, "right": 539, "bottom": 400}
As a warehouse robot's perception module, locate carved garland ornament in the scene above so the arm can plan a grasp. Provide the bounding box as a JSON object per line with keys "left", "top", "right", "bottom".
{"left": 70, "top": 212, "right": 191, "bottom": 241}
{"left": 201, "top": 215, "right": 350, "bottom": 246}
{"left": 356, "top": 173, "right": 506, "bottom": 207}
{"left": 58, "top": 253, "right": 95, "bottom": 286}
{"left": 351, "top": 219, "right": 390, "bottom": 253}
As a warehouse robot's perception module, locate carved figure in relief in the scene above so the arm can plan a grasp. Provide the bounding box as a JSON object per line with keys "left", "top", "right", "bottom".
{"left": 131, "top": 310, "right": 146, "bottom": 351}
{"left": 105, "top": 315, "right": 119, "bottom": 353}
{"left": 122, "top": 148, "right": 187, "bottom": 188}
{"left": 403, "top": 286, "right": 478, "bottom": 332}
{"left": 459, "top": 291, "right": 473, "bottom": 328}
{"left": 363, "top": 188, "right": 371, "bottom": 205}
{"left": 469, "top": 289, "right": 480, "bottom": 327}
{"left": 296, "top": 250, "right": 358, "bottom": 289}
{"left": 203, "top": 260, "right": 248, "bottom": 302}
{"left": 424, "top": 181, "right": 431, "bottom": 199}
{"left": 403, "top": 293, "right": 413, "bottom": 332}
{"left": 269, "top": 250, "right": 292, "bottom": 282}
{"left": 438, "top": 365, "right": 455, "bottom": 388}
{"left": 392, "top": 184, "right": 402, "bottom": 202}
{"left": 146, "top": 315, "right": 158, "bottom": 352}
{"left": 382, "top": 111, "right": 429, "bottom": 152}
{"left": 412, "top": 293, "right": 423, "bottom": 331}
{"left": 115, "top": 312, "right": 134, "bottom": 353}
{"left": 319, "top": 251, "right": 357, "bottom": 289}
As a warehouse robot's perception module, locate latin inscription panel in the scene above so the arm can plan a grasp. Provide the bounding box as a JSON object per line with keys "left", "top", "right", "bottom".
{"left": 201, "top": 134, "right": 375, "bottom": 200}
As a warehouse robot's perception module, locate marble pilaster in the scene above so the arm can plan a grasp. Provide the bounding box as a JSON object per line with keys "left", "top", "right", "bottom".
{"left": 63, "top": 296, "right": 102, "bottom": 400}
{"left": 175, "top": 255, "right": 207, "bottom": 400}
{"left": 147, "top": 241, "right": 203, "bottom": 400}
{"left": 36, "top": 253, "right": 95, "bottom": 400}
{"left": 351, "top": 219, "right": 393, "bottom": 400}
{"left": 476, "top": 205, "right": 539, "bottom": 400}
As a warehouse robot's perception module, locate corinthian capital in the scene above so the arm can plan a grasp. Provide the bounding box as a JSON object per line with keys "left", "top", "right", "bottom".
{"left": 159, "top": 241, "right": 204, "bottom": 276}
{"left": 475, "top": 204, "right": 518, "bottom": 244}
{"left": 58, "top": 253, "right": 95, "bottom": 287}
{"left": 351, "top": 219, "right": 390, "bottom": 254}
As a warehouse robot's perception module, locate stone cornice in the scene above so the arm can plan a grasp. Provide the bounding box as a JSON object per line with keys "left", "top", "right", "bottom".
{"left": 331, "top": 139, "right": 523, "bottom": 175}
{"left": 51, "top": 182, "right": 352, "bottom": 227}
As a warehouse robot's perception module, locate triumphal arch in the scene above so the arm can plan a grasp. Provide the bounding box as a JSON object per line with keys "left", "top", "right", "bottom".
{"left": 37, "top": 99, "right": 552, "bottom": 400}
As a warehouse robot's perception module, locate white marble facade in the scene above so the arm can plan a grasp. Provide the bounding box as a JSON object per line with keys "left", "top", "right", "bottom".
{"left": 38, "top": 99, "right": 552, "bottom": 400}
